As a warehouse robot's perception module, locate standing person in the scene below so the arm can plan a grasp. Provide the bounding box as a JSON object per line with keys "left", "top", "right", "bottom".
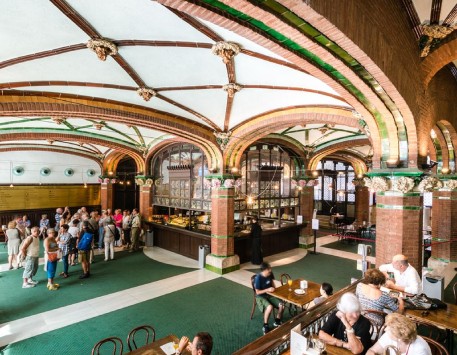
{"left": 56, "top": 224, "right": 71, "bottom": 278}
{"left": 250, "top": 217, "right": 263, "bottom": 265}
{"left": 20, "top": 226, "right": 40, "bottom": 288}
{"left": 129, "top": 208, "right": 141, "bottom": 252}
{"left": 103, "top": 217, "right": 116, "bottom": 261}
{"left": 44, "top": 229, "right": 60, "bottom": 290}
{"left": 122, "top": 210, "right": 131, "bottom": 250}
{"left": 176, "top": 332, "right": 213, "bottom": 355}
{"left": 39, "top": 214, "right": 50, "bottom": 239}
{"left": 97, "top": 210, "right": 107, "bottom": 250}
{"left": 59, "top": 211, "right": 71, "bottom": 228}
{"left": 68, "top": 219, "right": 80, "bottom": 266}
{"left": 6, "top": 220, "right": 21, "bottom": 270}
{"left": 254, "top": 262, "right": 284, "bottom": 334}
{"left": 379, "top": 254, "right": 422, "bottom": 295}
{"left": 55, "top": 207, "right": 63, "bottom": 231}
{"left": 77, "top": 221, "right": 94, "bottom": 279}
{"left": 113, "top": 209, "right": 123, "bottom": 247}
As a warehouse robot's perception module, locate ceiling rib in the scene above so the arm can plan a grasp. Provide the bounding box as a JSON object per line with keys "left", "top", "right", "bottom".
{"left": 443, "top": 3, "right": 457, "bottom": 25}
{"left": 241, "top": 50, "right": 309, "bottom": 74}
{"left": 0, "top": 81, "right": 137, "bottom": 91}
{"left": 223, "top": 94, "right": 234, "bottom": 131}
{"left": 401, "top": 0, "right": 423, "bottom": 39}
{"left": 430, "top": 0, "right": 443, "bottom": 24}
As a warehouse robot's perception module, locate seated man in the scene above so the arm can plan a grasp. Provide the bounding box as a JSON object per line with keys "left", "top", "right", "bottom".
{"left": 319, "top": 293, "right": 372, "bottom": 355}
{"left": 176, "top": 332, "right": 212, "bottom": 355}
{"left": 379, "top": 254, "right": 422, "bottom": 295}
{"left": 254, "top": 262, "right": 284, "bottom": 334}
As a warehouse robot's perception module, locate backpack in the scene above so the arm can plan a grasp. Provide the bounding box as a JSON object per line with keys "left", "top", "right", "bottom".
{"left": 77, "top": 232, "right": 93, "bottom": 251}
{"left": 108, "top": 225, "right": 120, "bottom": 241}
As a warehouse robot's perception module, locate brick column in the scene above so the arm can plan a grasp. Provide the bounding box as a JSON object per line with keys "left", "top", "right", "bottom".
{"left": 431, "top": 189, "right": 457, "bottom": 262}
{"left": 299, "top": 186, "right": 315, "bottom": 249}
{"left": 205, "top": 187, "right": 240, "bottom": 274}
{"left": 138, "top": 184, "right": 153, "bottom": 220}
{"left": 376, "top": 192, "right": 423, "bottom": 271}
{"left": 355, "top": 186, "right": 370, "bottom": 224}
{"left": 100, "top": 182, "right": 113, "bottom": 211}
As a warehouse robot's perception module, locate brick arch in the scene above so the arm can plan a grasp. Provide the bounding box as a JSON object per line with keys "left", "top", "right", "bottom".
{"left": 432, "top": 124, "right": 449, "bottom": 172}
{"left": 257, "top": 134, "right": 308, "bottom": 165}
{"left": 323, "top": 152, "right": 367, "bottom": 176}
{"left": 422, "top": 33, "right": 457, "bottom": 87}
{"left": 437, "top": 120, "right": 457, "bottom": 170}
{"left": 160, "top": 0, "right": 406, "bottom": 166}
{"left": 102, "top": 151, "right": 143, "bottom": 176}
{"left": 225, "top": 107, "right": 373, "bottom": 169}
{"left": 0, "top": 92, "right": 222, "bottom": 170}
{"left": 144, "top": 137, "right": 221, "bottom": 175}
{"left": 0, "top": 145, "right": 103, "bottom": 169}
{"left": 0, "top": 132, "right": 145, "bottom": 173}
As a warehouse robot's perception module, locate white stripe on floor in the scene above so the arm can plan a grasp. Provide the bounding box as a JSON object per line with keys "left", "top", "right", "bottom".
{"left": 0, "top": 269, "right": 219, "bottom": 347}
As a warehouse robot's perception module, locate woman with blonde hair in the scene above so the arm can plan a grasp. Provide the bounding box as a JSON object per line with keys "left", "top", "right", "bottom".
{"left": 367, "top": 313, "right": 431, "bottom": 355}
{"left": 6, "top": 220, "right": 21, "bottom": 270}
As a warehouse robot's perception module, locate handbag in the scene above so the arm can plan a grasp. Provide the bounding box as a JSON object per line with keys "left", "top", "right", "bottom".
{"left": 47, "top": 251, "right": 60, "bottom": 262}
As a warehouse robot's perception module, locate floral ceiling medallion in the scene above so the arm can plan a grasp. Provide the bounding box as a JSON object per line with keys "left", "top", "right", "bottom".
{"left": 93, "top": 122, "right": 105, "bottom": 130}
{"left": 223, "top": 83, "right": 242, "bottom": 97}
{"left": 214, "top": 131, "right": 232, "bottom": 151}
{"left": 211, "top": 41, "right": 241, "bottom": 64}
{"left": 420, "top": 24, "right": 457, "bottom": 57}
{"left": 51, "top": 117, "right": 66, "bottom": 125}
{"left": 87, "top": 38, "right": 118, "bottom": 61}
{"left": 137, "top": 87, "right": 157, "bottom": 102}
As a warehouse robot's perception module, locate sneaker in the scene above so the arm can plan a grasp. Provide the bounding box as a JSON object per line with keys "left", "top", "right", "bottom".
{"left": 28, "top": 279, "right": 38, "bottom": 285}
{"left": 79, "top": 273, "right": 89, "bottom": 279}
{"left": 262, "top": 325, "right": 270, "bottom": 335}
{"left": 273, "top": 320, "right": 282, "bottom": 327}
{"left": 22, "top": 283, "right": 35, "bottom": 288}
{"left": 53, "top": 283, "right": 60, "bottom": 288}
{"left": 48, "top": 284, "right": 59, "bottom": 291}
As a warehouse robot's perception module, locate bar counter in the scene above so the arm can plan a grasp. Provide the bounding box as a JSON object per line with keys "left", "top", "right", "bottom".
{"left": 146, "top": 222, "right": 302, "bottom": 262}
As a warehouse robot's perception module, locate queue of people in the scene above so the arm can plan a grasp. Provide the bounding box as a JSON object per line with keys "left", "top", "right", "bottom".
{"left": 3, "top": 205, "right": 144, "bottom": 290}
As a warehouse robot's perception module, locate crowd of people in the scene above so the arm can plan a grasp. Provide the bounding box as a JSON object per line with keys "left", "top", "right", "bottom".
{"left": 3, "top": 206, "right": 143, "bottom": 290}
{"left": 254, "top": 253, "right": 430, "bottom": 354}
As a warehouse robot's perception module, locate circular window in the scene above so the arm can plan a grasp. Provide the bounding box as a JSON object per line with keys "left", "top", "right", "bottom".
{"left": 87, "top": 169, "right": 96, "bottom": 177}
{"left": 13, "top": 166, "right": 25, "bottom": 176}
{"left": 40, "top": 167, "right": 51, "bottom": 176}
{"left": 64, "top": 168, "right": 74, "bottom": 177}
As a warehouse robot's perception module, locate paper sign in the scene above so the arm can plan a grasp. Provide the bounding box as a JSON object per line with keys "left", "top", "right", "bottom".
{"left": 296, "top": 215, "right": 303, "bottom": 224}
{"left": 311, "top": 218, "right": 319, "bottom": 230}
{"left": 290, "top": 330, "right": 308, "bottom": 355}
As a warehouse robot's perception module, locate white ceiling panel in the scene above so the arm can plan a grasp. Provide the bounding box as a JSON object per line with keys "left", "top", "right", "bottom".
{"left": 0, "top": 50, "right": 136, "bottom": 86}
{"left": 67, "top": 0, "right": 211, "bottom": 42}
{"left": 0, "top": 1, "right": 87, "bottom": 62}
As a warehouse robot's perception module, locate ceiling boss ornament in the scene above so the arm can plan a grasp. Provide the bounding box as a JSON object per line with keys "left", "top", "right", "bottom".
{"left": 211, "top": 41, "right": 241, "bottom": 64}
{"left": 223, "top": 83, "right": 242, "bottom": 97}
{"left": 420, "top": 24, "right": 457, "bottom": 57}
{"left": 214, "top": 131, "right": 232, "bottom": 151}
{"left": 87, "top": 38, "right": 118, "bottom": 61}
{"left": 137, "top": 87, "right": 157, "bottom": 102}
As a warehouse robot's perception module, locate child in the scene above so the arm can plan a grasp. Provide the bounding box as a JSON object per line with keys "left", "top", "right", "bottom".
{"left": 39, "top": 214, "right": 50, "bottom": 239}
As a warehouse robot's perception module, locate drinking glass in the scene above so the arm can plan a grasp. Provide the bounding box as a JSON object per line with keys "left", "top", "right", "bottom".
{"left": 287, "top": 279, "right": 293, "bottom": 291}
{"left": 313, "top": 339, "right": 326, "bottom": 354}
{"left": 172, "top": 341, "right": 179, "bottom": 354}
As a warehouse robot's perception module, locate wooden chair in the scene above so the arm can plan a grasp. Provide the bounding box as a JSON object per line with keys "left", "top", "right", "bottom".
{"left": 413, "top": 319, "right": 447, "bottom": 343}
{"left": 362, "top": 310, "right": 387, "bottom": 344}
{"left": 422, "top": 336, "right": 449, "bottom": 355}
{"left": 91, "top": 336, "right": 124, "bottom": 355}
{"left": 453, "top": 282, "right": 457, "bottom": 305}
{"left": 127, "top": 325, "right": 156, "bottom": 351}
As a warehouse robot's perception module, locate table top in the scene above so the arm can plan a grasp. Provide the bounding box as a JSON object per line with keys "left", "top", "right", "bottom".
{"left": 282, "top": 342, "right": 351, "bottom": 355}
{"left": 267, "top": 279, "right": 321, "bottom": 308}
{"left": 406, "top": 303, "right": 457, "bottom": 332}
{"left": 128, "top": 334, "right": 190, "bottom": 355}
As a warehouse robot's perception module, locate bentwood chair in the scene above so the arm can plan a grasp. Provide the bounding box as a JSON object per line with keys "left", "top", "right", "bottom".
{"left": 279, "top": 273, "right": 291, "bottom": 286}
{"left": 422, "top": 336, "right": 449, "bottom": 355}
{"left": 413, "top": 319, "right": 447, "bottom": 343}
{"left": 127, "top": 325, "right": 156, "bottom": 351}
{"left": 279, "top": 273, "right": 298, "bottom": 316}
{"left": 91, "top": 336, "right": 124, "bottom": 355}
{"left": 362, "top": 310, "right": 387, "bottom": 343}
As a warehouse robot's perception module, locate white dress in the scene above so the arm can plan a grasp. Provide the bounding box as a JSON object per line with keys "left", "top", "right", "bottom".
{"left": 378, "top": 333, "right": 431, "bottom": 355}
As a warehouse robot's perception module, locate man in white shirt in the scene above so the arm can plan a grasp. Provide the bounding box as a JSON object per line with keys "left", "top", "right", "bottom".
{"left": 379, "top": 254, "right": 422, "bottom": 294}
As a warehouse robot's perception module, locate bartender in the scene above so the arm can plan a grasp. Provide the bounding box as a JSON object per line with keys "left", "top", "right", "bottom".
{"left": 251, "top": 217, "right": 263, "bottom": 265}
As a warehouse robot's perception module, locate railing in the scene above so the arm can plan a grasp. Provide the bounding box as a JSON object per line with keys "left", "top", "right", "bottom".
{"left": 233, "top": 279, "right": 361, "bottom": 355}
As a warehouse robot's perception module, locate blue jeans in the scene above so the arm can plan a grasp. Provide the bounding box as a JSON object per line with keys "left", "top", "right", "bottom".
{"left": 62, "top": 253, "right": 69, "bottom": 274}
{"left": 98, "top": 227, "right": 104, "bottom": 248}
{"left": 47, "top": 260, "right": 57, "bottom": 279}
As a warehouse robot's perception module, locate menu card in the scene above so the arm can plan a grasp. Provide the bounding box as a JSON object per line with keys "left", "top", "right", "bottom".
{"left": 159, "top": 342, "right": 176, "bottom": 355}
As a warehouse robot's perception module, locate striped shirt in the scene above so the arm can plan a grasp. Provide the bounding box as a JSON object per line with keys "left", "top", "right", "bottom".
{"left": 58, "top": 232, "right": 71, "bottom": 256}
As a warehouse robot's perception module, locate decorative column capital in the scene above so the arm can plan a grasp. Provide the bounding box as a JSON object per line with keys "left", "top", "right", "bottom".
{"left": 87, "top": 38, "right": 118, "bottom": 61}
{"left": 213, "top": 131, "right": 232, "bottom": 151}
{"left": 204, "top": 174, "right": 241, "bottom": 190}
{"left": 211, "top": 41, "right": 241, "bottom": 63}
{"left": 98, "top": 175, "right": 117, "bottom": 184}
{"left": 134, "top": 175, "right": 154, "bottom": 187}
{"left": 420, "top": 24, "right": 457, "bottom": 57}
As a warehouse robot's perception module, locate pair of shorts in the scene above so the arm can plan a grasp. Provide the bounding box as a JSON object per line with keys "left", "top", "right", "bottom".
{"left": 78, "top": 250, "right": 89, "bottom": 263}
{"left": 256, "top": 295, "right": 283, "bottom": 312}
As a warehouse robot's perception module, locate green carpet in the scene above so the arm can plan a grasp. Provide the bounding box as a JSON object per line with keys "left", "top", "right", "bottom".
{"left": 322, "top": 240, "right": 376, "bottom": 257}
{"left": 0, "top": 239, "right": 45, "bottom": 264}
{"left": 0, "top": 250, "right": 194, "bottom": 323}
{"left": 1, "top": 278, "right": 271, "bottom": 355}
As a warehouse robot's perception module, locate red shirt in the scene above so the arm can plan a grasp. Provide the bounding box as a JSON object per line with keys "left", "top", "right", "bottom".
{"left": 114, "top": 213, "right": 123, "bottom": 228}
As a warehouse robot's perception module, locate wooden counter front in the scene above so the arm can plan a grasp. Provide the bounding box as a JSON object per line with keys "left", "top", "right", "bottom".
{"left": 148, "top": 223, "right": 211, "bottom": 260}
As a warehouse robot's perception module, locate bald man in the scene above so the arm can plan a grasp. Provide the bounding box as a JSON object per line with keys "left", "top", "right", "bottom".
{"left": 379, "top": 254, "right": 422, "bottom": 295}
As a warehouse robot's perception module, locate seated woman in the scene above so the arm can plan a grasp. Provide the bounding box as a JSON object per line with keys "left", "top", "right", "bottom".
{"left": 367, "top": 313, "right": 431, "bottom": 355}
{"left": 356, "top": 269, "right": 404, "bottom": 326}
{"left": 313, "top": 282, "right": 333, "bottom": 305}
{"left": 319, "top": 293, "right": 372, "bottom": 354}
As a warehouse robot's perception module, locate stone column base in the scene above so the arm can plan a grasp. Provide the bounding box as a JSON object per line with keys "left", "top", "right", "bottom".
{"left": 205, "top": 254, "right": 240, "bottom": 274}
{"left": 299, "top": 235, "right": 315, "bottom": 249}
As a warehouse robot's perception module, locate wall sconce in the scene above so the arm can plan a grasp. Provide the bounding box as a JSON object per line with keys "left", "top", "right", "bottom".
{"left": 386, "top": 159, "right": 398, "bottom": 168}
{"left": 312, "top": 171, "right": 318, "bottom": 177}
{"left": 441, "top": 167, "right": 449, "bottom": 174}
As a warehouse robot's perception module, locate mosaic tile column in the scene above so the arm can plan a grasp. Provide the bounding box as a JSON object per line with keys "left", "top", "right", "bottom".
{"left": 206, "top": 187, "right": 240, "bottom": 274}
{"left": 355, "top": 186, "right": 370, "bottom": 224}
{"left": 100, "top": 182, "right": 113, "bottom": 211}
{"left": 139, "top": 184, "right": 153, "bottom": 220}
{"left": 299, "top": 186, "right": 315, "bottom": 249}
{"left": 431, "top": 189, "right": 457, "bottom": 263}
{"left": 376, "top": 192, "right": 423, "bottom": 271}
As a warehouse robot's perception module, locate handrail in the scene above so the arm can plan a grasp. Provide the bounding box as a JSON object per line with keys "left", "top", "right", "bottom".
{"left": 233, "top": 279, "right": 363, "bottom": 355}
